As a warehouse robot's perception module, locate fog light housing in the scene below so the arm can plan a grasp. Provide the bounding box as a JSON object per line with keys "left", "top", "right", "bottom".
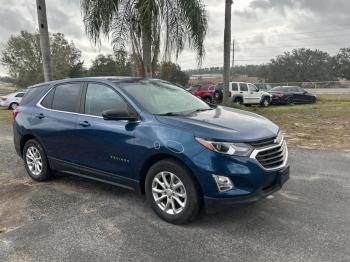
{"left": 212, "top": 175, "right": 234, "bottom": 192}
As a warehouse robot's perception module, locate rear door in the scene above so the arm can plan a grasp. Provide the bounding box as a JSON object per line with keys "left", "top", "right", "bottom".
{"left": 31, "top": 82, "right": 83, "bottom": 163}
{"left": 289, "top": 86, "right": 303, "bottom": 103}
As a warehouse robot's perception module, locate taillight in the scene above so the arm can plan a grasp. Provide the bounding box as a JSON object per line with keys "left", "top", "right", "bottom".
{"left": 12, "top": 110, "right": 19, "bottom": 119}
{"left": 0, "top": 96, "right": 7, "bottom": 101}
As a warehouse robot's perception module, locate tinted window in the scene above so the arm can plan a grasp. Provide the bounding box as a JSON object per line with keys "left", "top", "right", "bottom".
{"left": 231, "top": 83, "right": 238, "bottom": 91}
{"left": 289, "top": 86, "right": 299, "bottom": 92}
{"left": 15, "top": 93, "right": 25, "bottom": 97}
{"left": 117, "top": 80, "right": 209, "bottom": 115}
{"left": 41, "top": 88, "right": 55, "bottom": 108}
{"left": 20, "top": 85, "right": 48, "bottom": 105}
{"left": 248, "top": 84, "right": 258, "bottom": 92}
{"left": 240, "top": 83, "right": 248, "bottom": 91}
{"left": 85, "top": 83, "right": 128, "bottom": 116}
{"left": 52, "top": 83, "right": 82, "bottom": 113}
{"left": 271, "top": 86, "right": 286, "bottom": 92}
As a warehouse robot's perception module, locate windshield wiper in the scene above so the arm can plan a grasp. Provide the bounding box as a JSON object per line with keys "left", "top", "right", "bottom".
{"left": 156, "top": 112, "right": 183, "bottom": 116}
{"left": 193, "top": 107, "right": 216, "bottom": 113}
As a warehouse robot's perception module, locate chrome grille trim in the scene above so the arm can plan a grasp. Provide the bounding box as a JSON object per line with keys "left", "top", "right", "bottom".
{"left": 250, "top": 137, "right": 288, "bottom": 171}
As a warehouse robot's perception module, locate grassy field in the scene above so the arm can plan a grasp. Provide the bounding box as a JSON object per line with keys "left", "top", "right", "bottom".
{"left": 0, "top": 94, "right": 349, "bottom": 151}
{"left": 225, "top": 94, "right": 350, "bottom": 151}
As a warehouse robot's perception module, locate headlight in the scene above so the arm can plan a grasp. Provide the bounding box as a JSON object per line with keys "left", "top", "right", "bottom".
{"left": 195, "top": 137, "right": 253, "bottom": 156}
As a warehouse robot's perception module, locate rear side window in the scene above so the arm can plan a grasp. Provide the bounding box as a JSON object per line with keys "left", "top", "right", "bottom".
{"left": 51, "top": 83, "right": 82, "bottom": 113}
{"left": 15, "top": 93, "right": 25, "bottom": 98}
{"left": 41, "top": 88, "right": 55, "bottom": 108}
{"left": 84, "top": 83, "right": 128, "bottom": 117}
{"left": 240, "top": 83, "right": 248, "bottom": 91}
{"left": 231, "top": 83, "right": 238, "bottom": 91}
{"left": 20, "top": 85, "right": 48, "bottom": 105}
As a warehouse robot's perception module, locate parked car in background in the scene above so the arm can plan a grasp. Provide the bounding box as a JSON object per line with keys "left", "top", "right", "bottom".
{"left": 0, "top": 91, "right": 26, "bottom": 110}
{"left": 231, "top": 82, "right": 272, "bottom": 107}
{"left": 13, "top": 77, "right": 289, "bottom": 224}
{"left": 214, "top": 82, "right": 224, "bottom": 101}
{"left": 255, "top": 83, "right": 272, "bottom": 92}
{"left": 269, "top": 86, "right": 317, "bottom": 104}
{"left": 187, "top": 84, "right": 214, "bottom": 103}
{"left": 214, "top": 82, "right": 271, "bottom": 107}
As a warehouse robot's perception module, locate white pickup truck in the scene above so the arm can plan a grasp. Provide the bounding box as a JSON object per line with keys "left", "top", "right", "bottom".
{"left": 229, "top": 82, "right": 272, "bottom": 107}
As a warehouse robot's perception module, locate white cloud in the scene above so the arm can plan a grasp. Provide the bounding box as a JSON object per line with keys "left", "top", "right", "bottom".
{"left": 1, "top": 0, "right": 350, "bottom": 75}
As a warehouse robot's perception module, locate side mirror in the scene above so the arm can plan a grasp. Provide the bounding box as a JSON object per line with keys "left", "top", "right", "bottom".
{"left": 102, "top": 107, "right": 139, "bottom": 121}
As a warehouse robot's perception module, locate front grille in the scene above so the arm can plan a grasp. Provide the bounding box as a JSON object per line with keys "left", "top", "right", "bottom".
{"left": 255, "top": 141, "right": 287, "bottom": 169}
{"left": 248, "top": 137, "right": 276, "bottom": 148}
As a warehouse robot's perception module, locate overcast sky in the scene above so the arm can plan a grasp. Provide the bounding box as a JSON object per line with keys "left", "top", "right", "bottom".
{"left": 1, "top": 0, "right": 350, "bottom": 76}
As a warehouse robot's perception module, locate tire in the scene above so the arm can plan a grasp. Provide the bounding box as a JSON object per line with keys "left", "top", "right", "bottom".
{"left": 145, "top": 159, "right": 201, "bottom": 224}
{"left": 23, "top": 139, "right": 52, "bottom": 181}
{"left": 214, "top": 91, "right": 223, "bottom": 102}
{"left": 9, "top": 103, "right": 19, "bottom": 110}
{"left": 203, "top": 96, "right": 212, "bottom": 104}
{"left": 260, "top": 97, "right": 270, "bottom": 107}
{"left": 286, "top": 97, "right": 294, "bottom": 105}
{"left": 233, "top": 97, "right": 243, "bottom": 105}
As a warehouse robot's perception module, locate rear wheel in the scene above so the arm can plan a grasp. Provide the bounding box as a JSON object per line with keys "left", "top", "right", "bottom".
{"left": 233, "top": 97, "right": 243, "bottom": 105}
{"left": 287, "top": 97, "right": 294, "bottom": 105}
{"left": 145, "top": 159, "right": 201, "bottom": 224}
{"left": 23, "top": 139, "right": 52, "bottom": 181}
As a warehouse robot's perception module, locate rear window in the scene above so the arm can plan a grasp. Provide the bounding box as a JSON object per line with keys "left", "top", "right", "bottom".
{"left": 51, "top": 83, "right": 82, "bottom": 113}
{"left": 20, "top": 85, "right": 48, "bottom": 105}
{"left": 231, "top": 83, "right": 238, "bottom": 91}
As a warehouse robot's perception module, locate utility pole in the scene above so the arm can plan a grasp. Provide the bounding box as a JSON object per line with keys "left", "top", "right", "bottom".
{"left": 231, "top": 39, "right": 235, "bottom": 80}
{"left": 36, "top": 0, "right": 52, "bottom": 81}
{"left": 223, "top": 0, "right": 233, "bottom": 104}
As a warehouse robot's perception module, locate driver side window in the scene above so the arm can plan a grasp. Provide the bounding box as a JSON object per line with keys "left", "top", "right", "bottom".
{"left": 85, "top": 83, "right": 128, "bottom": 117}
{"left": 248, "top": 84, "right": 258, "bottom": 92}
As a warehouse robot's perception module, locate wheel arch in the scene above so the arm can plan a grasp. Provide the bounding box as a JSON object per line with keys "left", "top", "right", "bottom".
{"left": 138, "top": 153, "right": 203, "bottom": 198}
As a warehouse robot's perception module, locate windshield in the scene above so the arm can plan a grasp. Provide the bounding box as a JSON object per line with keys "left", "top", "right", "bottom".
{"left": 116, "top": 79, "right": 211, "bottom": 115}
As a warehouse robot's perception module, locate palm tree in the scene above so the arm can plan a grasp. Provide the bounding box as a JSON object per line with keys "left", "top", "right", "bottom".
{"left": 223, "top": 0, "right": 232, "bottom": 104}
{"left": 81, "top": 0, "right": 208, "bottom": 78}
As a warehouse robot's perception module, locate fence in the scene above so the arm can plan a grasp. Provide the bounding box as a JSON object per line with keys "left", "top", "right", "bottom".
{"left": 260, "top": 81, "right": 350, "bottom": 89}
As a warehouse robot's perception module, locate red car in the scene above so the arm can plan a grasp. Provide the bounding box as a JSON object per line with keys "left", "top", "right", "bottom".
{"left": 187, "top": 84, "right": 214, "bottom": 103}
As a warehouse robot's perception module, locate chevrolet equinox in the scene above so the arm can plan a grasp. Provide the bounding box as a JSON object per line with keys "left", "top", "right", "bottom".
{"left": 13, "top": 77, "right": 289, "bottom": 224}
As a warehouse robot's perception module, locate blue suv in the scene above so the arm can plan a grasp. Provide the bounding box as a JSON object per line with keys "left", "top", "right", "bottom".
{"left": 13, "top": 77, "right": 289, "bottom": 224}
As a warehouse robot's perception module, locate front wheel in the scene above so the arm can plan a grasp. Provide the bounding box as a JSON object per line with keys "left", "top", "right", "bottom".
{"left": 145, "top": 159, "right": 201, "bottom": 224}
{"left": 261, "top": 97, "right": 270, "bottom": 107}
{"left": 9, "top": 103, "right": 19, "bottom": 110}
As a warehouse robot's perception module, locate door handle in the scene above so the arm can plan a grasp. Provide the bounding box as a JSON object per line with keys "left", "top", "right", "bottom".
{"left": 79, "top": 121, "right": 91, "bottom": 127}
{"left": 240, "top": 92, "right": 243, "bottom": 94}
{"left": 35, "top": 113, "right": 45, "bottom": 119}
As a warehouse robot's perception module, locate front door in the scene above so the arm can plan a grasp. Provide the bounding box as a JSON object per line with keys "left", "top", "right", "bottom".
{"left": 76, "top": 82, "right": 138, "bottom": 179}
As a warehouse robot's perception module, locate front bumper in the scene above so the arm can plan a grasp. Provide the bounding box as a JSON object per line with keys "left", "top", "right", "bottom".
{"left": 204, "top": 166, "right": 289, "bottom": 213}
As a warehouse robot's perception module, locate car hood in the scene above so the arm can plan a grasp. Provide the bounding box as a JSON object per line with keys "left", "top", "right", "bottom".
{"left": 156, "top": 106, "right": 279, "bottom": 142}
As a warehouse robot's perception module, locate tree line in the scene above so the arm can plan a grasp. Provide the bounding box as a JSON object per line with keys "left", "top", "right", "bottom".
{"left": 0, "top": 31, "right": 189, "bottom": 88}
{"left": 187, "top": 48, "right": 350, "bottom": 83}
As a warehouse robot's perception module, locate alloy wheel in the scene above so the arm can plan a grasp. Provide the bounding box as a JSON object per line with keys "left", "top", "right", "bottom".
{"left": 152, "top": 171, "right": 187, "bottom": 215}
{"left": 26, "top": 146, "right": 43, "bottom": 176}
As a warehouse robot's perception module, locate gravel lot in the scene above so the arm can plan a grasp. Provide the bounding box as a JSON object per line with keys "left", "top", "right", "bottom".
{"left": 0, "top": 123, "right": 349, "bottom": 262}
